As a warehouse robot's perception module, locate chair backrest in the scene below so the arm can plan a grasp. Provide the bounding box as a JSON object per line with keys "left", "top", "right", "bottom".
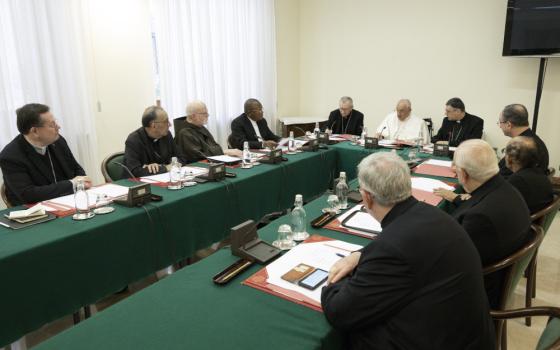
{"left": 483, "top": 224, "right": 544, "bottom": 310}
{"left": 531, "top": 194, "right": 560, "bottom": 235}
{"left": 1, "top": 182, "right": 13, "bottom": 208}
{"left": 423, "top": 118, "right": 433, "bottom": 138}
{"left": 173, "top": 116, "right": 187, "bottom": 135}
{"left": 491, "top": 307, "right": 560, "bottom": 350}
{"left": 101, "top": 151, "right": 125, "bottom": 182}
{"left": 538, "top": 317, "right": 560, "bottom": 350}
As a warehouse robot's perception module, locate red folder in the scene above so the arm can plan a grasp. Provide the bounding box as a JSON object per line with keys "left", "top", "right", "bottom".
{"left": 243, "top": 235, "right": 336, "bottom": 312}
{"left": 413, "top": 163, "right": 456, "bottom": 178}
{"left": 411, "top": 188, "right": 443, "bottom": 206}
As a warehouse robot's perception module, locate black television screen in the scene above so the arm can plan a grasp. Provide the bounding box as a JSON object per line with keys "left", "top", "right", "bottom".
{"left": 503, "top": 0, "right": 560, "bottom": 56}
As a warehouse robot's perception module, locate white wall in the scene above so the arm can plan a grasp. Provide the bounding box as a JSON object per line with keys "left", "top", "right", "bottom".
{"left": 276, "top": 0, "right": 560, "bottom": 169}
{"left": 86, "top": 0, "right": 156, "bottom": 179}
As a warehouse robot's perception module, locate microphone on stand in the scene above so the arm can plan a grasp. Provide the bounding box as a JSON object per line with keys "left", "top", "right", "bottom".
{"left": 114, "top": 161, "right": 137, "bottom": 179}
{"left": 378, "top": 126, "right": 387, "bottom": 139}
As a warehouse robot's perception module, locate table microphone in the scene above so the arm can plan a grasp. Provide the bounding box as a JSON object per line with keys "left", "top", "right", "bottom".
{"left": 113, "top": 161, "right": 136, "bottom": 179}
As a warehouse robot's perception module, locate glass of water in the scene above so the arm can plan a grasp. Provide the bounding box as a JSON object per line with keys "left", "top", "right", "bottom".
{"left": 272, "top": 224, "right": 296, "bottom": 250}
{"left": 322, "top": 194, "right": 341, "bottom": 214}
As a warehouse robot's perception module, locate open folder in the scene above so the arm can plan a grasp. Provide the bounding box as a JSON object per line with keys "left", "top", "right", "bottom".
{"left": 244, "top": 235, "right": 363, "bottom": 311}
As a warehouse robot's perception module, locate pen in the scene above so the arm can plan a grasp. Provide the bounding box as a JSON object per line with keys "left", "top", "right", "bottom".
{"left": 0, "top": 222, "right": 10, "bottom": 228}
{"left": 335, "top": 253, "right": 346, "bottom": 258}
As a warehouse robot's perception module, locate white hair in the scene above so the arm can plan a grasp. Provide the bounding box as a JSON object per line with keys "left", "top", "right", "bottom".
{"left": 357, "top": 152, "right": 412, "bottom": 206}
{"left": 396, "top": 99, "right": 411, "bottom": 109}
{"left": 186, "top": 100, "right": 207, "bottom": 117}
{"left": 339, "top": 96, "right": 354, "bottom": 107}
{"left": 454, "top": 139, "right": 499, "bottom": 182}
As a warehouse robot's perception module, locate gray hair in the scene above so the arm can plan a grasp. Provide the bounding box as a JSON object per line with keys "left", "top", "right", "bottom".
{"left": 454, "top": 139, "right": 499, "bottom": 182}
{"left": 186, "top": 100, "right": 207, "bottom": 117}
{"left": 339, "top": 96, "right": 354, "bottom": 107}
{"left": 396, "top": 99, "right": 411, "bottom": 109}
{"left": 357, "top": 152, "right": 412, "bottom": 207}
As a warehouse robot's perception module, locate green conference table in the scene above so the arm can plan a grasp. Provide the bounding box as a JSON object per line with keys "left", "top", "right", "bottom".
{"left": 36, "top": 189, "right": 368, "bottom": 350}
{"left": 0, "top": 148, "right": 338, "bottom": 347}
{"left": 36, "top": 169, "right": 456, "bottom": 350}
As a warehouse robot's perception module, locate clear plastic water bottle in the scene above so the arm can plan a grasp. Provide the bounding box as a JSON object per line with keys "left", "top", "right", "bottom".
{"left": 313, "top": 122, "right": 320, "bottom": 139}
{"left": 360, "top": 126, "right": 368, "bottom": 143}
{"left": 287, "top": 131, "right": 296, "bottom": 154}
{"left": 336, "top": 171, "right": 349, "bottom": 209}
{"left": 291, "top": 194, "right": 309, "bottom": 241}
{"left": 168, "top": 157, "right": 182, "bottom": 190}
{"left": 242, "top": 141, "right": 252, "bottom": 168}
{"left": 73, "top": 179, "right": 93, "bottom": 220}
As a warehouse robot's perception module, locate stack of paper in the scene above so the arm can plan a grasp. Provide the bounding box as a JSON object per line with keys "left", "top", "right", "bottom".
{"left": 8, "top": 204, "right": 46, "bottom": 220}
{"left": 207, "top": 155, "right": 241, "bottom": 164}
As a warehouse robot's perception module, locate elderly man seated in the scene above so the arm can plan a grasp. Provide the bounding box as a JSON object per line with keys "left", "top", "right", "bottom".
{"left": 376, "top": 99, "right": 429, "bottom": 144}
{"left": 175, "top": 100, "right": 242, "bottom": 162}
{"left": 434, "top": 139, "right": 531, "bottom": 308}
{"left": 504, "top": 136, "right": 553, "bottom": 213}
{"left": 321, "top": 152, "right": 495, "bottom": 349}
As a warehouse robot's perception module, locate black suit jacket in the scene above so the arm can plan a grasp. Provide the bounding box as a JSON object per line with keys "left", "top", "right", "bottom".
{"left": 432, "top": 112, "right": 484, "bottom": 147}
{"left": 175, "top": 121, "right": 224, "bottom": 162}
{"left": 0, "top": 134, "right": 85, "bottom": 205}
{"left": 499, "top": 128, "right": 550, "bottom": 177}
{"left": 452, "top": 174, "right": 531, "bottom": 308}
{"left": 229, "top": 113, "right": 280, "bottom": 150}
{"left": 123, "top": 127, "right": 185, "bottom": 178}
{"left": 509, "top": 167, "right": 554, "bottom": 214}
{"left": 322, "top": 197, "right": 495, "bottom": 350}
{"left": 326, "top": 109, "right": 364, "bottom": 136}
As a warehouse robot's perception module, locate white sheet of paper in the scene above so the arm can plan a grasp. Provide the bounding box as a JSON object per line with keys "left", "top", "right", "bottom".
{"left": 411, "top": 177, "right": 455, "bottom": 192}
{"left": 88, "top": 183, "right": 129, "bottom": 199}
{"left": 182, "top": 166, "right": 208, "bottom": 176}
{"left": 207, "top": 155, "right": 241, "bottom": 163}
{"left": 277, "top": 138, "right": 308, "bottom": 148}
{"left": 266, "top": 240, "right": 363, "bottom": 304}
{"left": 140, "top": 172, "right": 171, "bottom": 183}
{"left": 329, "top": 135, "right": 347, "bottom": 141}
{"left": 342, "top": 210, "right": 382, "bottom": 233}
{"left": 334, "top": 205, "right": 380, "bottom": 238}
{"left": 423, "top": 159, "right": 453, "bottom": 168}
{"left": 45, "top": 193, "right": 96, "bottom": 209}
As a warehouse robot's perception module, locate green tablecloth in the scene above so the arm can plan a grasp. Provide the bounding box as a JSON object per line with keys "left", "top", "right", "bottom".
{"left": 0, "top": 142, "right": 458, "bottom": 347}
{"left": 36, "top": 192, "right": 369, "bottom": 350}
{"left": 0, "top": 149, "right": 337, "bottom": 347}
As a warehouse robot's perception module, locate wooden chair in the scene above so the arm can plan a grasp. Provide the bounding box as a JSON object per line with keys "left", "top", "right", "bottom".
{"left": 484, "top": 224, "right": 544, "bottom": 350}
{"left": 492, "top": 306, "right": 560, "bottom": 350}
{"left": 1, "top": 182, "right": 13, "bottom": 208}
{"left": 100, "top": 151, "right": 125, "bottom": 182}
{"left": 525, "top": 194, "right": 560, "bottom": 325}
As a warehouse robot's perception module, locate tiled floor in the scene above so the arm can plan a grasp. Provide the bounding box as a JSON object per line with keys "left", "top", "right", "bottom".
{"left": 8, "top": 214, "right": 560, "bottom": 349}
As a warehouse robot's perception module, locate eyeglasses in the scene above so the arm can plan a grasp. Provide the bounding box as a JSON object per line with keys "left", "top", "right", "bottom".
{"left": 154, "top": 119, "right": 171, "bottom": 125}
{"left": 496, "top": 120, "right": 507, "bottom": 125}
{"left": 37, "top": 119, "right": 59, "bottom": 129}
{"left": 194, "top": 112, "right": 209, "bottom": 116}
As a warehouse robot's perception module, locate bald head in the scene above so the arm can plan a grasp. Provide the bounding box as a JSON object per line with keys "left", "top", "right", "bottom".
{"left": 244, "top": 98, "right": 264, "bottom": 121}
{"left": 454, "top": 139, "right": 499, "bottom": 183}
{"left": 505, "top": 136, "right": 539, "bottom": 170}
{"left": 396, "top": 99, "right": 412, "bottom": 121}
{"left": 186, "top": 100, "right": 208, "bottom": 126}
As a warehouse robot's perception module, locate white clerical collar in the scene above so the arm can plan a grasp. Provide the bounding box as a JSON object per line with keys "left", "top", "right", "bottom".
{"left": 24, "top": 135, "right": 48, "bottom": 155}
